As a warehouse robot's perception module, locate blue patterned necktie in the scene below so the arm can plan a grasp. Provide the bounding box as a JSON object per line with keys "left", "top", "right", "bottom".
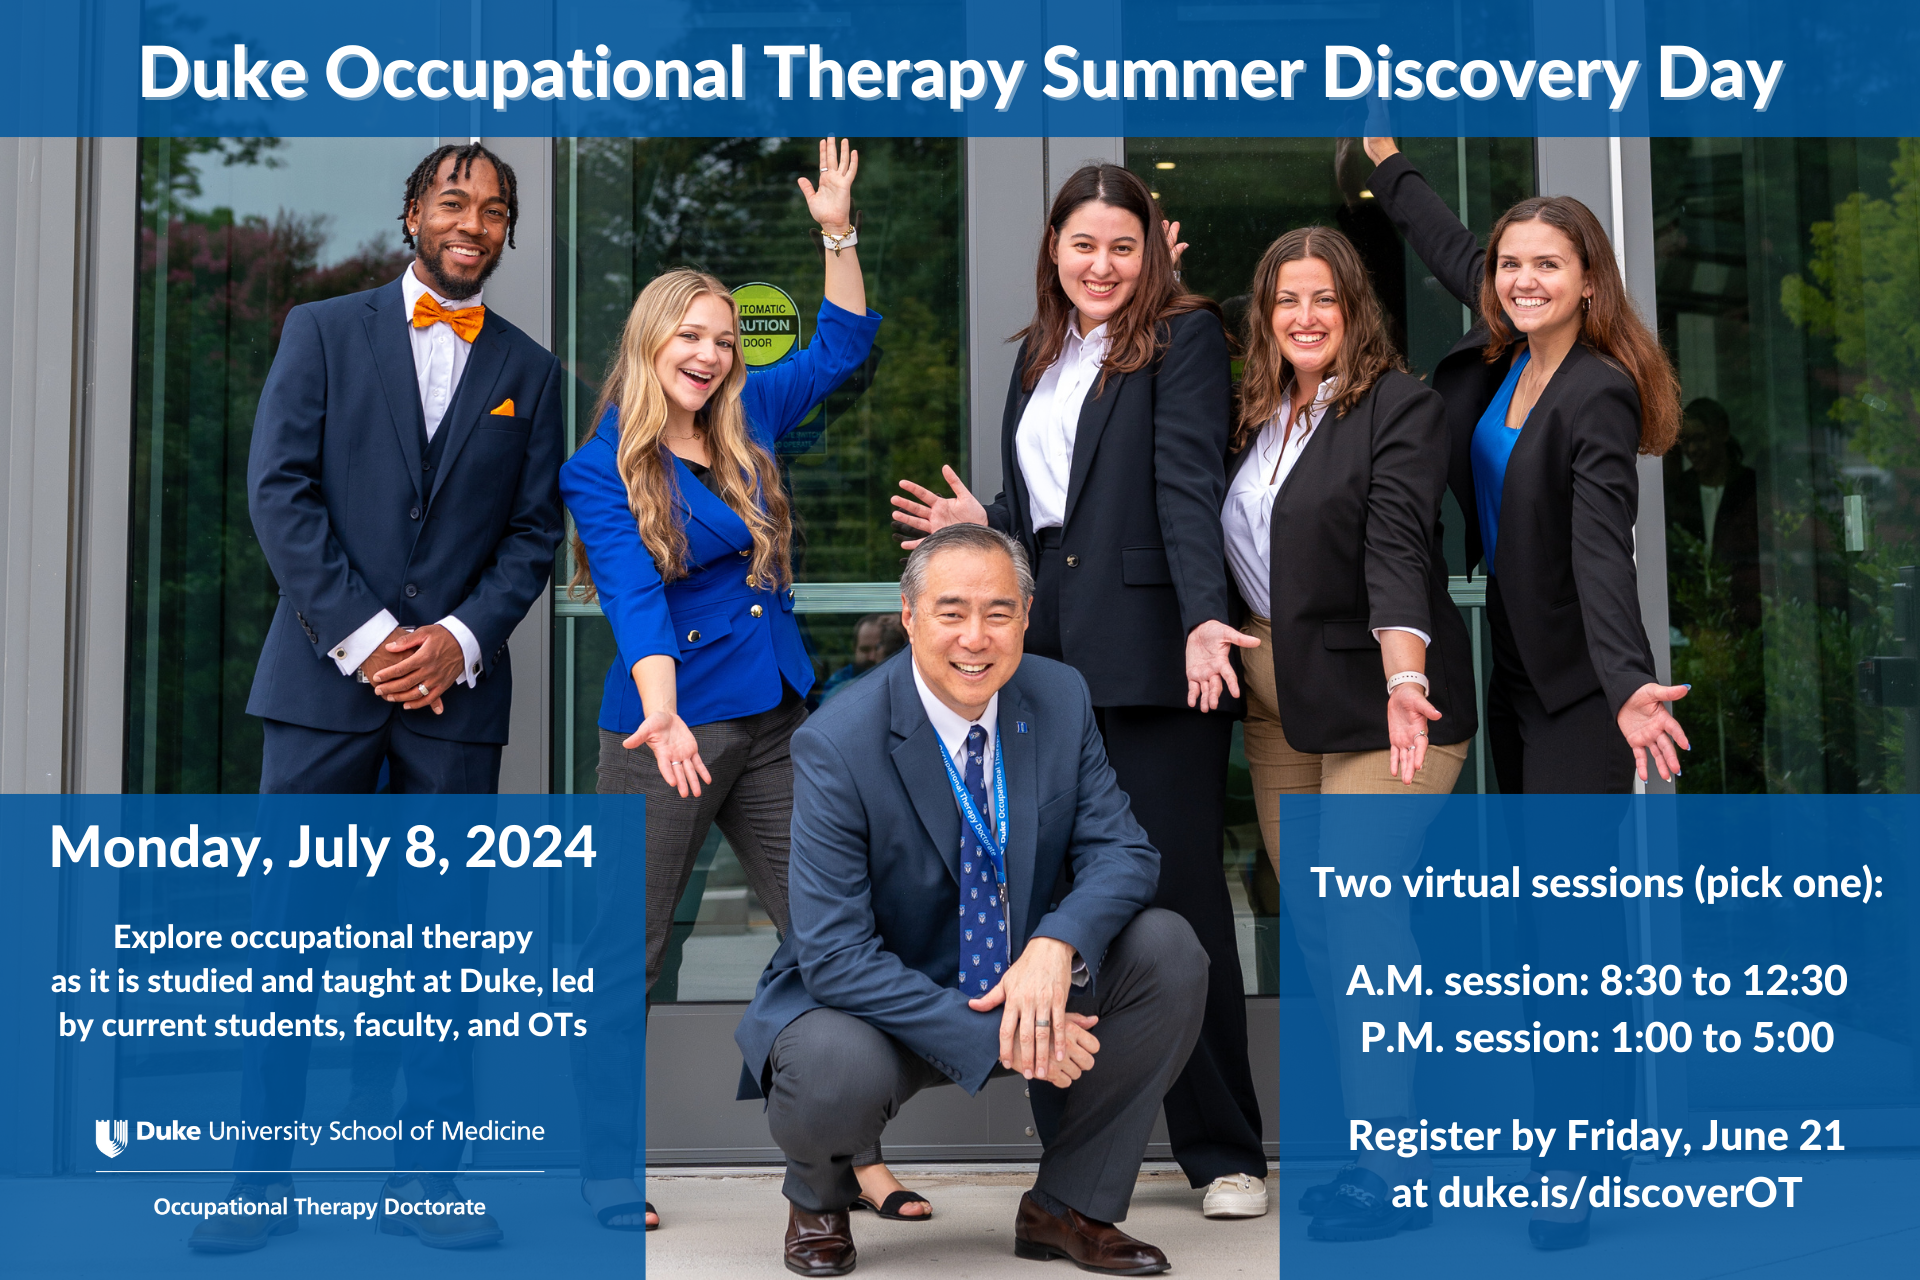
{"left": 956, "top": 724, "right": 1008, "bottom": 995}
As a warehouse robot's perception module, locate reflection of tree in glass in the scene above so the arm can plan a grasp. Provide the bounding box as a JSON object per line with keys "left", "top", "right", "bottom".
{"left": 1774, "top": 138, "right": 1920, "bottom": 793}
{"left": 128, "top": 137, "right": 410, "bottom": 792}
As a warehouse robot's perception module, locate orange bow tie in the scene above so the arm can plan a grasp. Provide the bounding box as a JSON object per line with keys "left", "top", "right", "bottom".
{"left": 412, "top": 293, "right": 485, "bottom": 343}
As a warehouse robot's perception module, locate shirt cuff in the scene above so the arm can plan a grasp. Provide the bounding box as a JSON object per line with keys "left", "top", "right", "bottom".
{"left": 1372, "top": 625, "right": 1432, "bottom": 647}
{"left": 333, "top": 610, "right": 400, "bottom": 676}
{"left": 1070, "top": 952, "right": 1088, "bottom": 989}
{"left": 439, "top": 615, "right": 484, "bottom": 688}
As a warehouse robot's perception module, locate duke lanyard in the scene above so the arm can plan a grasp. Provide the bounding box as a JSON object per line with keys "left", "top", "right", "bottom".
{"left": 938, "top": 727, "right": 1009, "bottom": 906}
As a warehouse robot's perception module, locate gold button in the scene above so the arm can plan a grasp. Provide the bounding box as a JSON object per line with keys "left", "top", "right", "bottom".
{"left": 738, "top": 548, "right": 751, "bottom": 556}
{"left": 750, "top": 605, "right": 763, "bottom": 618}
{"left": 1065, "top": 554, "right": 1079, "bottom": 567}
{"left": 746, "top": 574, "right": 755, "bottom": 586}
{"left": 686, "top": 629, "right": 701, "bottom": 643}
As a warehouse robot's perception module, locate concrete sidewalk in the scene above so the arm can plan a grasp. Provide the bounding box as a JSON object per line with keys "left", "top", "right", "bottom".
{"left": 643, "top": 1164, "right": 1280, "bottom": 1278}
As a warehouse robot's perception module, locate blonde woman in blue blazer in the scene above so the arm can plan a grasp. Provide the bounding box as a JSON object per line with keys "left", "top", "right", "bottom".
{"left": 561, "top": 140, "right": 927, "bottom": 1233}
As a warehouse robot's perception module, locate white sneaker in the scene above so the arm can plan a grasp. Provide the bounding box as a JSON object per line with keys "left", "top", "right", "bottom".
{"left": 1203, "top": 1173, "right": 1270, "bottom": 1218}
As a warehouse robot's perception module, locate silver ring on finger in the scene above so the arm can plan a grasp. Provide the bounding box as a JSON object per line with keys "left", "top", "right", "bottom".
{"left": 417, "top": 683, "right": 430, "bottom": 697}
{"left": 1034, "top": 1018, "right": 1051, "bottom": 1028}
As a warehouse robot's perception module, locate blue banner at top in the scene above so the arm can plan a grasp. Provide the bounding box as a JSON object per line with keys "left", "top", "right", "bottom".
{"left": 5, "top": 0, "right": 1918, "bottom": 137}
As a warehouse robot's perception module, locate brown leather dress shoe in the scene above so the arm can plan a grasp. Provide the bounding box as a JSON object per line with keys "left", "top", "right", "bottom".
{"left": 785, "top": 1204, "right": 857, "bottom": 1277}
{"left": 1013, "top": 1191, "right": 1170, "bottom": 1275}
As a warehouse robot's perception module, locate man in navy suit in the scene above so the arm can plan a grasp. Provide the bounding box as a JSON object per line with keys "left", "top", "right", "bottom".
{"left": 192, "top": 145, "right": 562, "bottom": 1255}
{"left": 244, "top": 142, "right": 563, "bottom": 794}
{"left": 736, "top": 524, "right": 1209, "bottom": 1276}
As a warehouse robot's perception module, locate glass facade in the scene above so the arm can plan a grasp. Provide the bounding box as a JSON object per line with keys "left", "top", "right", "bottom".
{"left": 551, "top": 137, "right": 967, "bottom": 998}
{"left": 125, "top": 136, "right": 436, "bottom": 793}
{"left": 1653, "top": 138, "right": 1920, "bottom": 794}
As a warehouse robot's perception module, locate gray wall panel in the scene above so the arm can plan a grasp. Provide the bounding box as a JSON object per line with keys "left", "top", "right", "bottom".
{"left": 965, "top": 137, "right": 1046, "bottom": 501}
{"left": 474, "top": 136, "right": 554, "bottom": 794}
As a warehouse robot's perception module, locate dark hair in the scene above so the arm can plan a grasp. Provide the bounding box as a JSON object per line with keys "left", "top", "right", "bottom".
{"left": 1237, "top": 226, "right": 1404, "bottom": 451}
{"left": 1683, "top": 396, "right": 1743, "bottom": 463}
{"left": 1017, "top": 164, "right": 1217, "bottom": 393}
{"left": 1480, "top": 196, "right": 1680, "bottom": 455}
{"left": 900, "top": 524, "right": 1035, "bottom": 606}
{"left": 399, "top": 143, "right": 520, "bottom": 250}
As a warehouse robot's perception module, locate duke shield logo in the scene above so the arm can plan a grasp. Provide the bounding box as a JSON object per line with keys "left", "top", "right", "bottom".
{"left": 95, "top": 1119, "right": 128, "bottom": 1159}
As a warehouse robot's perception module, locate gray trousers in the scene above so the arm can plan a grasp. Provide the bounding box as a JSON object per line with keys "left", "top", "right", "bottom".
{"left": 576, "top": 693, "right": 819, "bottom": 1179}
{"left": 765, "top": 908, "right": 1208, "bottom": 1224}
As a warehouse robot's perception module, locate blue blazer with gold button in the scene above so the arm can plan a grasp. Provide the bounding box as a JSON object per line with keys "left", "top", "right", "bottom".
{"left": 559, "top": 299, "right": 880, "bottom": 732}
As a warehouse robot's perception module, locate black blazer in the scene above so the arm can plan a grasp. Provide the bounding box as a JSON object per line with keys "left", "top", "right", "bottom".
{"left": 985, "top": 309, "right": 1235, "bottom": 709}
{"left": 1231, "top": 370, "right": 1477, "bottom": 754}
{"left": 1369, "top": 153, "right": 1657, "bottom": 717}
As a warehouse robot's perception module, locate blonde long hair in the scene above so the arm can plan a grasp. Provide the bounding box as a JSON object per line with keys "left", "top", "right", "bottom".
{"left": 570, "top": 269, "right": 793, "bottom": 599}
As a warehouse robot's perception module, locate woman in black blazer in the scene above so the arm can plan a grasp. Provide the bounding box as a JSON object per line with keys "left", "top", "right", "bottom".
{"left": 1364, "top": 138, "right": 1688, "bottom": 1251}
{"left": 1363, "top": 138, "right": 1689, "bottom": 792}
{"left": 893, "top": 163, "right": 1269, "bottom": 1218}
{"left": 1193, "top": 225, "right": 1475, "bottom": 1242}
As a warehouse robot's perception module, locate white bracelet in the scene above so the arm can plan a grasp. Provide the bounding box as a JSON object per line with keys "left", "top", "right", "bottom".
{"left": 821, "top": 226, "right": 858, "bottom": 255}
{"left": 1386, "top": 670, "right": 1430, "bottom": 697}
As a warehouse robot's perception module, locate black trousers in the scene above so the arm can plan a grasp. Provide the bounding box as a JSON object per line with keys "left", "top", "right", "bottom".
{"left": 1485, "top": 575, "right": 1635, "bottom": 795}
{"left": 1484, "top": 579, "right": 1636, "bottom": 1175}
{"left": 1029, "top": 530, "right": 1268, "bottom": 1186}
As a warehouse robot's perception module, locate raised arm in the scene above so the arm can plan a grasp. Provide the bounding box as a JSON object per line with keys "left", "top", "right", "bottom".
{"left": 740, "top": 138, "right": 882, "bottom": 442}
{"left": 1364, "top": 138, "right": 1489, "bottom": 313}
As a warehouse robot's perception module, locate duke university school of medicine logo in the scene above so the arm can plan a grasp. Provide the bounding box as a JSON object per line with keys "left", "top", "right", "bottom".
{"left": 96, "top": 1119, "right": 129, "bottom": 1158}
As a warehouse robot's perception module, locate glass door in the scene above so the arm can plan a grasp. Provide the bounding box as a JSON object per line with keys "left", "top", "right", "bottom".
{"left": 552, "top": 137, "right": 967, "bottom": 999}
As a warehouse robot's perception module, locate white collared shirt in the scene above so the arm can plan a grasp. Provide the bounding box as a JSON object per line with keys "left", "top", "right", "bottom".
{"left": 328, "top": 266, "right": 484, "bottom": 687}
{"left": 1222, "top": 378, "right": 1429, "bottom": 646}
{"left": 1015, "top": 319, "right": 1110, "bottom": 531}
{"left": 399, "top": 265, "right": 482, "bottom": 441}
{"left": 911, "top": 656, "right": 999, "bottom": 830}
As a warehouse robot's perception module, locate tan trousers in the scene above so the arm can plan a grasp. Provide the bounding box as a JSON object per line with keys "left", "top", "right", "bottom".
{"left": 1240, "top": 615, "right": 1467, "bottom": 878}
{"left": 1243, "top": 615, "right": 1468, "bottom": 1120}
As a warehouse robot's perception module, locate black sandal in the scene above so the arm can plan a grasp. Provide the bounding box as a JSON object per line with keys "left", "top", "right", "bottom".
{"left": 850, "top": 1189, "right": 933, "bottom": 1221}
{"left": 581, "top": 1182, "right": 656, "bottom": 1231}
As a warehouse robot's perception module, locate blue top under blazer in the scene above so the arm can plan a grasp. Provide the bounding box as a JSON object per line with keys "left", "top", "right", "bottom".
{"left": 245, "top": 275, "right": 565, "bottom": 745}
{"left": 559, "top": 298, "right": 881, "bottom": 732}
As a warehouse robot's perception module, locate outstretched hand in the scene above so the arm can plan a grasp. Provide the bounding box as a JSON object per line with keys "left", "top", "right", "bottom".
{"left": 1162, "top": 218, "right": 1188, "bottom": 270}
{"left": 892, "top": 464, "right": 988, "bottom": 549}
{"left": 1185, "top": 620, "right": 1259, "bottom": 712}
{"left": 1617, "top": 682, "right": 1692, "bottom": 783}
{"left": 797, "top": 137, "right": 858, "bottom": 230}
{"left": 624, "top": 708, "right": 713, "bottom": 798}
{"left": 1386, "top": 684, "right": 1443, "bottom": 785}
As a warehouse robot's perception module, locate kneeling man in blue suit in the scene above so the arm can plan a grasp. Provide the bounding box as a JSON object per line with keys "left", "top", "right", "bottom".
{"left": 736, "top": 524, "right": 1209, "bottom": 1276}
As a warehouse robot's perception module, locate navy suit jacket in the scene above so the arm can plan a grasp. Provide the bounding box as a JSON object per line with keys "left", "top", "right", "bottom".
{"left": 245, "top": 274, "right": 565, "bottom": 744}
{"left": 735, "top": 651, "right": 1161, "bottom": 1098}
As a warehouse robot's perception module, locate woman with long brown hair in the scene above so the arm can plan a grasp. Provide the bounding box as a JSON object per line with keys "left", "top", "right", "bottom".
{"left": 891, "top": 163, "right": 1270, "bottom": 1220}
{"left": 1362, "top": 136, "right": 1689, "bottom": 1251}
{"left": 560, "top": 140, "right": 924, "bottom": 1233}
{"left": 1188, "top": 225, "right": 1474, "bottom": 1243}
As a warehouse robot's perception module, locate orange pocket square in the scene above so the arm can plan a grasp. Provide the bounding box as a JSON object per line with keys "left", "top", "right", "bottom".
{"left": 490, "top": 398, "right": 516, "bottom": 416}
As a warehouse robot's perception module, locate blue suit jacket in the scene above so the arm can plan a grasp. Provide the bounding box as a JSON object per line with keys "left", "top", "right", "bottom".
{"left": 734, "top": 651, "right": 1161, "bottom": 1098}
{"left": 559, "top": 299, "right": 880, "bottom": 732}
{"left": 245, "top": 275, "right": 565, "bottom": 744}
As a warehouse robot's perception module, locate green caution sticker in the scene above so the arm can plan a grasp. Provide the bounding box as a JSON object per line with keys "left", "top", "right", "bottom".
{"left": 732, "top": 282, "right": 800, "bottom": 368}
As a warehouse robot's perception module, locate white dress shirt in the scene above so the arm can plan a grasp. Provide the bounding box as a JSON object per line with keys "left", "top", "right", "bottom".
{"left": 329, "top": 266, "right": 484, "bottom": 687}
{"left": 1015, "top": 320, "right": 1110, "bottom": 530}
{"left": 1222, "top": 378, "right": 1429, "bottom": 646}
{"left": 909, "top": 657, "right": 1085, "bottom": 984}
